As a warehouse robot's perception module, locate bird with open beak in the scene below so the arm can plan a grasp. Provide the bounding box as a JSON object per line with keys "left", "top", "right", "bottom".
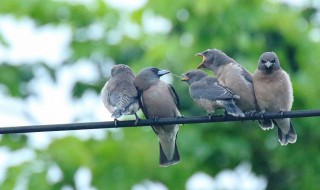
{"left": 196, "top": 49, "right": 257, "bottom": 113}
{"left": 101, "top": 64, "right": 140, "bottom": 124}
{"left": 134, "top": 67, "right": 181, "bottom": 167}
{"left": 253, "top": 52, "right": 297, "bottom": 145}
{"left": 181, "top": 69, "right": 244, "bottom": 118}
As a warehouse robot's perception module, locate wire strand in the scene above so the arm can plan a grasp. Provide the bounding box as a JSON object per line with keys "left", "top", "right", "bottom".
{"left": 1, "top": 110, "right": 319, "bottom": 134}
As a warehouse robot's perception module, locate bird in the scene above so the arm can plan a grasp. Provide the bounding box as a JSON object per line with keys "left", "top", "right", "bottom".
{"left": 253, "top": 52, "right": 297, "bottom": 145}
{"left": 134, "top": 67, "right": 180, "bottom": 167}
{"left": 181, "top": 69, "right": 244, "bottom": 117}
{"left": 196, "top": 49, "right": 257, "bottom": 113}
{"left": 101, "top": 64, "right": 140, "bottom": 124}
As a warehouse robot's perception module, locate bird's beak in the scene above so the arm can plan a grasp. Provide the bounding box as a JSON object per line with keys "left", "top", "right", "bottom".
{"left": 195, "top": 52, "right": 204, "bottom": 56}
{"left": 180, "top": 74, "right": 189, "bottom": 81}
{"left": 265, "top": 61, "right": 273, "bottom": 68}
{"left": 196, "top": 52, "right": 206, "bottom": 69}
{"left": 157, "top": 69, "right": 170, "bottom": 77}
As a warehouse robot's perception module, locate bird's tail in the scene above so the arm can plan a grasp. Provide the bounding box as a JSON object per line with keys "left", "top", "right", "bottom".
{"left": 159, "top": 141, "right": 180, "bottom": 167}
{"left": 258, "top": 119, "right": 274, "bottom": 130}
{"left": 274, "top": 119, "right": 297, "bottom": 146}
{"left": 222, "top": 100, "right": 245, "bottom": 117}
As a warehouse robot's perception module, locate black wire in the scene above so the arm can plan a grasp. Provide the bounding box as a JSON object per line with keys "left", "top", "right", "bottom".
{"left": 1, "top": 110, "right": 320, "bottom": 134}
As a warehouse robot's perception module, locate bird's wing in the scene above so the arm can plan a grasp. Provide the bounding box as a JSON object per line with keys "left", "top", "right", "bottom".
{"left": 190, "top": 79, "right": 237, "bottom": 100}
{"left": 168, "top": 84, "right": 180, "bottom": 109}
{"left": 138, "top": 90, "right": 150, "bottom": 119}
{"left": 108, "top": 91, "right": 136, "bottom": 110}
{"left": 222, "top": 84, "right": 240, "bottom": 99}
{"left": 241, "top": 68, "right": 253, "bottom": 84}
{"left": 138, "top": 91, "right": 160, "bottom": 135}
{"left": 107, "top": 78, "right": 139, "bottom": 109}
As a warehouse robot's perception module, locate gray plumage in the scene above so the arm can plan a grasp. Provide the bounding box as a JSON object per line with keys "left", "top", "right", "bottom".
{"left": 181, "top": 69, "right": 244, "bottom": 117}
{"left": 196, "top": 49, "right": 257, "bottom": 113}
{"left": 134, "top": 67, "right": 180, "bottom": 167}
{"left": 253, "top": 52, "right": 297, "bottom": 145}
{"left": 101, "top": 64, "right": 140, "bottom": 119}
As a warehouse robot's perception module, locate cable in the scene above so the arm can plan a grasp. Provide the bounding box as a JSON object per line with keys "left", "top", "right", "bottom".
{"left": 1, "top": 109, "right": 319, "bottom": 134}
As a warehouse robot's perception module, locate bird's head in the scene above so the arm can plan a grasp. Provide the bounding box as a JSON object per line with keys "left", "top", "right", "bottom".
{"left": 196, "top": 49, "right": 215, "bottom": 69}
{"left": 110, "top": 64, "right": 134, "bottom": 77}
{"left": 258, "top": 52, "right": 281, "bottom": 74}
{"left": 134, "top": 67, "right": 170, "bottom": 90}
{"left": 196, "top": 49, "right": 232, "bottom": 72}
{"left": 181, "top": 69, "right": 208, "bottom": 85}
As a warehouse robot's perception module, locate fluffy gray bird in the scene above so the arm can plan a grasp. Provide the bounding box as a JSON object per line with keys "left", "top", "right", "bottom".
{"left": 134, "top": 67, "right": 180, "bottom": 167}
{"left": 196, "top": 49, "right": 257, "bottom": 113}
{"left": 181, "top": 69, "right": 244, "bottom": 117}
{"left": 253, "top": 52, "right": 297, "bottom": 145}
{"left": 101, "top": 64, "right": 140, "bottom": 122}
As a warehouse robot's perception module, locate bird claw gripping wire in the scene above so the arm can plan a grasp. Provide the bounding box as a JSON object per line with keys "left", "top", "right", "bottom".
{"left": 279, "top": 110, "right": 284, "bottom": 116}
{"left": 249, "top": 110, "right": 256, "bottom": 121}
{"left": 134, "top": 113, "right": 141, "bottom": 126}
{"left": 152, "top": 116, "right": 159, "bottom": 122}
{"left": 114, "top": 119, "right": 119, "bottom": 127}
{"left": 250, "top": 110, "right": 255, "bottom": 117}
{"left": 279, "top": 110, "right": 285, "bottom": 120}
{"left": 177, "top": 115, "right": 185, "bottom": 125}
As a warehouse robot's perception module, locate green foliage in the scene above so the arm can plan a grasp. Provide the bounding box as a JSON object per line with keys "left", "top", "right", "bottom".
{"left": 0, "top": 64, "right": 34, "bottom": 97}
{"left": 0, "top": 134, "right": 28, "bottom": 150}
{"left": 1, "top": 0, "right": 320, "bottom": 189}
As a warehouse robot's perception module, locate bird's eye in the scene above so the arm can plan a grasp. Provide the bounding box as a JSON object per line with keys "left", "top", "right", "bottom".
{"left": 111, "top": 71, "right": 115, "bottom": 77}
{"left": 271, "top": 59, "right": 276, "bottom": 63}
{"left": 261, "top": 60, "right": 266, "bottom": 64}
{"left": 151, "top": 68, "right": 158, "bottom": 73}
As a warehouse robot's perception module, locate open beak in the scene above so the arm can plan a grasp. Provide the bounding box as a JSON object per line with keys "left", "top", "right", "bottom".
{"left": 157, "top": 69, "right": 170, "bottom": 77}
{"left": 180, "top": 74, "right": 189, "bottom": 81}
{"left": 196, "top": 52, "right": 206, "bottom": 69}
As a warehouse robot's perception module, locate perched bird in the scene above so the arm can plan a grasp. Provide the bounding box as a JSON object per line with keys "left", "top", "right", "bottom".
{"left": 134, "top": 67, "right": 180, "bottom": 167}
{"left": 253, "top": 52, "right": 297, "bottom": 145}
{"left": 181, "top": 69, "right": 244, "bottom": 117}
{"left": 196, "top": 49, "right": 257, "bottom": 113}
{"left": 101, "top": 64, "right": 140, "bottom": 123}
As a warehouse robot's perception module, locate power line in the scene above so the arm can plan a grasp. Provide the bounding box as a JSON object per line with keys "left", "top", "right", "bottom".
{"left": 1, "top": 109, "right": 319, "bottom": 134}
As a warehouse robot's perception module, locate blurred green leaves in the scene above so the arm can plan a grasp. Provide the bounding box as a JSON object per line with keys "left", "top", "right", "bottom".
{"left": 0, "top": 64, "right": 34, "bottom": 97}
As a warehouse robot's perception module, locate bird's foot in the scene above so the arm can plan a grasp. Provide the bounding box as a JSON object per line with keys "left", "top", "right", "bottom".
{"left": 279, "top": 110, "right": 285, "bottom": 116}
{"left": 134, "top": 113, "right": 141, "bottom": 126}
{"left": 248, "top": 110, "right": 256, "bottom": 121}
{"left": 207, "top": 113, "right": 212, "bottom": 120}
{"left": 260, "top": 111, "right": 266, "bottom": 119}
{"left": 114, "top": 119, "right": 119, "bottom": 127}
{"left": 249, "top": 110, "right": 256, "bottom": 117}
{"left": 177, "top": 115, "right": 185, "bottom": 125}
{"left": 152, "top": 116, "right": 159, "bottom": 122}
